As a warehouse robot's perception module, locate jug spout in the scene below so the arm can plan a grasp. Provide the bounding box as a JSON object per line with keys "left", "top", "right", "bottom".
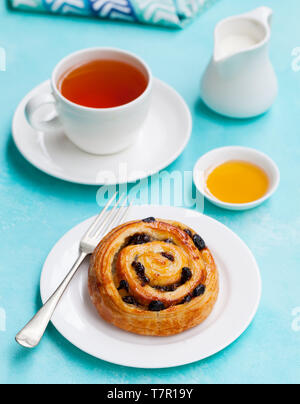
{"left": 245, "top": 6, "right": 273, "bottom": 28}
{"left": 213, "top": 6, "right": 273, "bottom": 63}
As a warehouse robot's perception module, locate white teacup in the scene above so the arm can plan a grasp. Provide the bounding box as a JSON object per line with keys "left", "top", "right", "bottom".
{"left": 25, "top": 48, "right": 153, "bottom": 155}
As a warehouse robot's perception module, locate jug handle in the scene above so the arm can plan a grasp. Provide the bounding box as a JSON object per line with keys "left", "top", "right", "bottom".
{"left": 246, "top": 6, "right": 273, "bottom": 28}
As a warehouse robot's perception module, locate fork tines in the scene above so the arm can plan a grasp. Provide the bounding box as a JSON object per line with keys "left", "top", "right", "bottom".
{"left": 84, "top": 192, "right": 131, "bottom": 242}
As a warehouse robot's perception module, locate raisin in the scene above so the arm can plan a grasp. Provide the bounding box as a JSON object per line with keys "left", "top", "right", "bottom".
{"left": 161, "top": 252, "right": 174, "bottom": 262}
{"left": 132, "top": 261, "right": 150, "bottom": 285}
{"left": 181, "top": 267, "right": 192, "bottom": 284}
{"left": 122, "top": 296, "right": 137, "bottom": 305}
{"left": 164, "top": 238, "right": 173, "bottom": 244}
{"left": 184, "top": 229, "right": 193, "bottom": 238}
{"left": 180, "top": 295, "right": 192, "bottom": 304}
{"left": 117, "top": 280, "right": 129, "bottom": 292}
{"left": 127, "top": 233, "right": 151, "bottom": 245}
{"left": 154, "top": 284, "right": 177, "bottom": 292}
{"left": 148, "top": 300, "right": 165, "bottom": 311}
{"left": 193, "top": 234, "right": 206, "bottom": 250}
{"left": 132, "top": 261, "right": 145, "bottom": 275}
{"left": 193, "top": 284, "right": 206, "bottom": 297}
{"left": 142, "top": 217, "right": 156, "bottom": 223}
{"left": 141, "top": 276, "right": 150, "bottom": 285}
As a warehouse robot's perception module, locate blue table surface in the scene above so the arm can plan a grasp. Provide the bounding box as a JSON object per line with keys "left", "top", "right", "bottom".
{"left": 1, "top": 0, "right": 300, "bottom": 385}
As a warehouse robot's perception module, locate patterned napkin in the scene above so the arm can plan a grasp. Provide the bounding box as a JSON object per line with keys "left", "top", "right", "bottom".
{"left": 9, "top": 0, "right": 218, "bottom": 28}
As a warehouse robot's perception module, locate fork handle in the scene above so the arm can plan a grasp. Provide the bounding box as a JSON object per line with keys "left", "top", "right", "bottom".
{"left": 15, "top": 251, "right": 87, "bottom": 348}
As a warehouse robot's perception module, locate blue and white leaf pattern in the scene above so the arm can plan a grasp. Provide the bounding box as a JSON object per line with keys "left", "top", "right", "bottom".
{"left": 10, "top": 0, "right": 219, "bottom": 27}
{"left": 133, "top": 0, "right": 179, "bottom": 26}
{"left": 42, "top": 0, "right": 91, "bottom": 15}
{"left": 89, "top": 0, "right": 137, "bottom": 22}
{"left": 10, "top": 0, "right": 44, "bottom": 10}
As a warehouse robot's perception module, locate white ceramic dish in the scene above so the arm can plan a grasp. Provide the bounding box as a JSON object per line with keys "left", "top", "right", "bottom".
{"left": 12, "top": 79, "right": 191, "bottom": 185}
{"left": 40, "top": 205, "right": 261, "bottom": 369}
{"left": 193, "top": 146, "right": 280, "bottom": 211}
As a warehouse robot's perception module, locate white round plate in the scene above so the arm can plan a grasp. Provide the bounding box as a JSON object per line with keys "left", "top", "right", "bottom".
{"left": 40, "top": 205, "right": 261, "bottom": 369}
{"left": 12, "top": 79, "right": 191, "bottom": 185}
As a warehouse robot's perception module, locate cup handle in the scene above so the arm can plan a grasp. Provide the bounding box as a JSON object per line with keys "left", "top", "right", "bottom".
{"left": 25, "top": 92, "right": 63, "bottom": 133}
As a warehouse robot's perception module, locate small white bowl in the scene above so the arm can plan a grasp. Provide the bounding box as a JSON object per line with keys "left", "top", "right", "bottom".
{"left": 193, "top": 146, "right": 280, "bottom": 211}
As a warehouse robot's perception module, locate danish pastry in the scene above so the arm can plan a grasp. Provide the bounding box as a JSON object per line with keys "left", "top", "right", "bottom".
{"left": 88, "top": 217, "right": 219, "bottom": 336}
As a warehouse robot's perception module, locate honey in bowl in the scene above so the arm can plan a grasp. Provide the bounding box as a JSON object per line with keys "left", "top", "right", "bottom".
{"left": 206, "top": 160, "right": 269, "bottom": 204}
{"left": 58, "top": 59, "right": 148, "bottom": 109}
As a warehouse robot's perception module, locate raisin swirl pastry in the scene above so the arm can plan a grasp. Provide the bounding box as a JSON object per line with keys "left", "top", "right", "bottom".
{"left": 88, "top": 217, "right": 219, "bottom": 336}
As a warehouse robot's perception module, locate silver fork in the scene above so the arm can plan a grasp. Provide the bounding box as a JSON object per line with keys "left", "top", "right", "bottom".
{"left": 15, "top": 192, "right": 131, "bottom": 349}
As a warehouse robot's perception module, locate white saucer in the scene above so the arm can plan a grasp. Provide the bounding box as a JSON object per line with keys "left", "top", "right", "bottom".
{"left": 12, "top": 79, "right": 191, "bottom": 185}
{"left": 40, "top": 205, "right": 261, "bottom": 368}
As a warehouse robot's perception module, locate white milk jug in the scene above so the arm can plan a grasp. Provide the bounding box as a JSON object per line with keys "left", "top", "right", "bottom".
{"left": 201, "top": 7, "right": 278, "bottom": 118}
